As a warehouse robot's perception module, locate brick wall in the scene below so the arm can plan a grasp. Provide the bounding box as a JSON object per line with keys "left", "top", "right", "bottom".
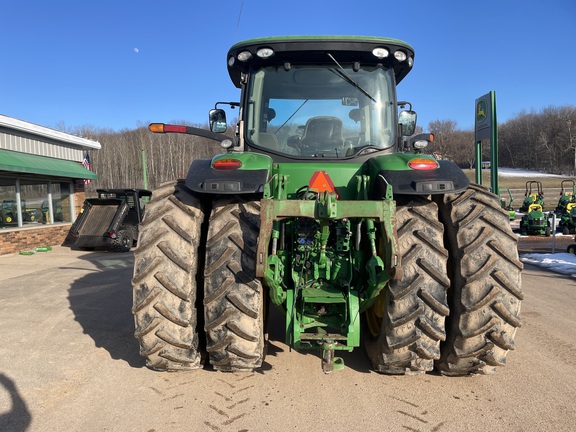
{"left": 0, "top": 224, "right": 74, "bottom": 255}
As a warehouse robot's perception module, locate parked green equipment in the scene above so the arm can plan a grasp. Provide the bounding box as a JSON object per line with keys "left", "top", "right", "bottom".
{"left": 555, "top": 179, "right": 576, "bottom": 215}
{"left": 499, "top": 188, "right": 516, "bottom": 220}
{"left": 558, "top": 202, "right": 576, "bottom": 234}
{"left": 520, "top": 203, "right": 552, "bottom": 236}
{"left": 519, "top": 181, "right": 544, "bottom": 212}
{"left": 131, "top": 36, "right": 523, "bottom": 376}
{"left": 554, "top": 180, "right": 576, "bottom": 234}
{"left": 0, "top": 199, "right": 40, "bottom": 226}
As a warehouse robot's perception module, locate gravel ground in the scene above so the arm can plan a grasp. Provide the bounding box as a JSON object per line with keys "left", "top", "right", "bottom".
{"left": 0, "top": 242, "right": 575, "bottom": 432}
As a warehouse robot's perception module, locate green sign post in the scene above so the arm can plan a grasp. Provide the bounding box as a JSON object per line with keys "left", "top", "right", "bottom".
{"left": 474, "top": 91, "right": 498, "bottom": 192}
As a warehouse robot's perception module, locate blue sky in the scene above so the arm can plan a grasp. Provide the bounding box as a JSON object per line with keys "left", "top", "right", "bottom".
{"left": 2, "top": 0, "right": 575, "bottom": 133}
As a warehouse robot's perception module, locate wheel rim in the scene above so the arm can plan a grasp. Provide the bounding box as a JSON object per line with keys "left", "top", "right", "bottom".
{"left": 365, "top": 292, "right": 385, "bottom": 337}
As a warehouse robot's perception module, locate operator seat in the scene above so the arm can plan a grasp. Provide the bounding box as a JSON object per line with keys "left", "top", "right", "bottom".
{"left": 300, "top": 116, "right": 343, "bottom": 151}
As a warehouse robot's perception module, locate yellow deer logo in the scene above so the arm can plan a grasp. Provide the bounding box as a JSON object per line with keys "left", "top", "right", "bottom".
{"left": 476, "top": 100, "right": 487, "bottom": 123}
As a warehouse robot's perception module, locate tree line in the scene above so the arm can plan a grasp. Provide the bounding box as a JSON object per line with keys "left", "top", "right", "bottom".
{"left": 428, "top": 105, "right": 576, "bottom": 175}
{"left": 71, "top": 104, "right": 576, "bottom": 195}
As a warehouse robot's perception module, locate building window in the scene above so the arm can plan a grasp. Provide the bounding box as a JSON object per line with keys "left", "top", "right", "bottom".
{"left": 0, "top": 179, "right": 17, "bottom": 227}
{"left": 0, "top": 176, "right": 74, "bottom": 228}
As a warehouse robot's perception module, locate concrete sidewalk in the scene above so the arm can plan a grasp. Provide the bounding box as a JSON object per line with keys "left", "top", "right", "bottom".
{"left": 0, "top": 245, "right": 111, "bottom": 282}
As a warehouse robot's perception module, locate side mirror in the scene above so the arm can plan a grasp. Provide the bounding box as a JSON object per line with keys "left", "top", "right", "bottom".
{"left": 209, "top": 109, "right": 227, "bottom": 133}
{"left": 398, "top": 110, "right": 417, "bottom": 136}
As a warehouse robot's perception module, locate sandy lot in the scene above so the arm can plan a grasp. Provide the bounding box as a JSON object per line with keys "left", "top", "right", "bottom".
{"left": 0, "top": 243, "right": 575, "bottom": 432}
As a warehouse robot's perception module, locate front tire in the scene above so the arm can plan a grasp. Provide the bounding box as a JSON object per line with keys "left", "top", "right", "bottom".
{"left": 436, "top": 184, "right": 524, "bottom": 376}
{"left": 132, "top": 180, "right": 206, "bottom": 371}
{"left": 203, "top": 196, "right": 266, "bottom": 371}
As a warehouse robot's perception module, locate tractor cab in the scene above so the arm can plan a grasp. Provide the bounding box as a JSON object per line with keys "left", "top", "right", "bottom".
{"left": 211, "top": 36, "right": 428, "bottom": 160}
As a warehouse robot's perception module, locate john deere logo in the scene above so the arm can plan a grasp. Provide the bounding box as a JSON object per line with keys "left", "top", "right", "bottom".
{"left": 476, "top": 100, "right": 487, "bottom": 123}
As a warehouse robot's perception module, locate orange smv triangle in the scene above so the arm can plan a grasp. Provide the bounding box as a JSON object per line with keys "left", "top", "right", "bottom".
{"left": 309, "top": 171, "right": 338, "bottom": 195}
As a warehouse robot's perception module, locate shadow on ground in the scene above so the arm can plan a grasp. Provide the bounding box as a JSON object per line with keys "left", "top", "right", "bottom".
{"left": 0, "top": 373, "right": 31, "bottom": 432}
{"left": 64, "top": 247, "right": 375, "bottom": 374}
{"left": 65, "top": 248, "right": 144, "bottom": 368}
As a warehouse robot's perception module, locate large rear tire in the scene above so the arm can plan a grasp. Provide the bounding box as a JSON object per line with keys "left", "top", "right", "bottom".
{"left": 365, "top": 197, "right": 450, "bottom": 374}
{"left": 132, "top": 180, "right": 206, "bottom": 371}
{"left": 203, "top": 196, "right": 266, "bottom": 371}
{"left": 436, "top": 184, "right": 524, "bottom": 375}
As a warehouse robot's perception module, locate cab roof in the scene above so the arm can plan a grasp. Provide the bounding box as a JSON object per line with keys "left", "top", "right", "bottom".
{"left": 227, "top": 35, "right": 415, "bottom": 88}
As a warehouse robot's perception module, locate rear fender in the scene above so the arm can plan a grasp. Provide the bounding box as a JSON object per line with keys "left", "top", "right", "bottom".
{"left": 372, "top": 159, "right": 470, "bottom": 196}
{"left": 185, "top": 156, "right": 271, "bottom": 194}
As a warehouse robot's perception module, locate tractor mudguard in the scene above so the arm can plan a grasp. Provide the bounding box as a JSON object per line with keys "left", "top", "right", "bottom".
{"left": 185, "top": 158, "right": 269, "bottom": 194}
{"left": 374, "top": 160, "right": 470, "bottom": 196}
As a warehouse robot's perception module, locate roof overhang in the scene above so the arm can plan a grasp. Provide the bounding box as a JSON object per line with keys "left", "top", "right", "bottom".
{"left": 0, "top": 148, "right": 98, "bottom": 180}
{"left": 0, "top": 114, "right": 101, "bottom": 150}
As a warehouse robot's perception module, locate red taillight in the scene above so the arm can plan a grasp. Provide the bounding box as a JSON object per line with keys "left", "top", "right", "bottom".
{"left": 212, "top": 158, "right": 243, "bottom": 170}
{"left": 163, "top": 124, "right": 187, "bottom": 133}
{"left": 149, "top": 123, "right": 188, "bottom": 134}
{"left": 408, "top": 158, "right": 438, "bottom": 171}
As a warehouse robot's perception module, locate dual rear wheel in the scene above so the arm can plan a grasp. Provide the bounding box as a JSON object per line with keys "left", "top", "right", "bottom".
{"left": 366, "top": 184, "right": 523, "bottom": 375}
{"left": 133, "top": 182, "right": 523, "bottom": 375}
{"left": 132, "top": 181, "right": 265, "bottom": 371}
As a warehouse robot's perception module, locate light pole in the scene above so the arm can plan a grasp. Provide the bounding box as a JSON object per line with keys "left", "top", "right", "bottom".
{"left": 568, "top": 119, "right": 574, "bottom": 176}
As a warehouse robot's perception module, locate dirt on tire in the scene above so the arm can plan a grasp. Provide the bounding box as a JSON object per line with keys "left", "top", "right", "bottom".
{"left": 365, "top": 197, "right": 450, "bottom": 374}
{"left": 435, "top": 184, "right": 524, "bottom": 375}
{"left": 203, "top": 196, "right": 266, "bottom": 371}
{"left": 132, "top": 180, "right": 206, "bottom": 371}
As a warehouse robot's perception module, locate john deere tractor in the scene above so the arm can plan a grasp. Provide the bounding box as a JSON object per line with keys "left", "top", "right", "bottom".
{"left": 558, "top": 202, "right": 576, "bottom": 235}
{"left": 555, "top": 179, "right": 576, "bottom": 234}
{"left": 555, "top": 179, "right": 575, "bottom": 215}
{"left": 519, "top": 181, "right": 544, "bottom": 212}
{"left": 132, "top": 36, "right": 523, "bottom": 375}
{"left": 520, "top": 203, "right": 552, "bottom": 236}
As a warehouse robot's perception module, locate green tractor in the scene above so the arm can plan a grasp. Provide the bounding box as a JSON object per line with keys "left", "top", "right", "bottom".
{"left": 554, "top": 179, "right": 575, "bottom": 215}
{"left": 0, "top": 199, "right": 39, "bottom": 225}
{"left": 558, "top": 202, "right": 576, "bottom": 235}
{"left": 520, "top": 203, "right": 552, "bottom": 236}
{"left": 132, "top": 36, "right": 523, "bottom": 376}
{"left": 519, "top": 180, "right": 544, "bottom": 213}
{"left": 555, "top": 179, "right": 576, "bottom": 234}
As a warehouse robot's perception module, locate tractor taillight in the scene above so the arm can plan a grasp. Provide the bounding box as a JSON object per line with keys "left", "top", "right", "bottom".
{"left": 148, "top": 123, "right": 187, "bottom": 134}
{"left": 408, "top": 158, "right": 438, "bottom": 171}
{"left": 163, "top": 124, "right": 187, "bottom": 133}
{"left": 213, "top": 159, "right": 243, "bottom": 170}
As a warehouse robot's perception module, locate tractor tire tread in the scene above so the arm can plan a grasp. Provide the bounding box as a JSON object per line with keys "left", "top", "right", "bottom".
{"left": 203, "top": 196, "right": 265, "bottom": 372}
{"left": 367, "top": 197, "right": 449, "bottom": 375}
{"left": 436, "top": 184, "right": 523, "bottom": 376}
{"left": 132, "top": 180, "right": 205, "bottom": 371}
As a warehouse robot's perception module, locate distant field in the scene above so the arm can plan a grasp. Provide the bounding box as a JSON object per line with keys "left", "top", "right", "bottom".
{"left": 462, "top": 169, "right": 576, "bottom": 211}
{"left": 463, "top": 169, "right": 574, "bottom": 189}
